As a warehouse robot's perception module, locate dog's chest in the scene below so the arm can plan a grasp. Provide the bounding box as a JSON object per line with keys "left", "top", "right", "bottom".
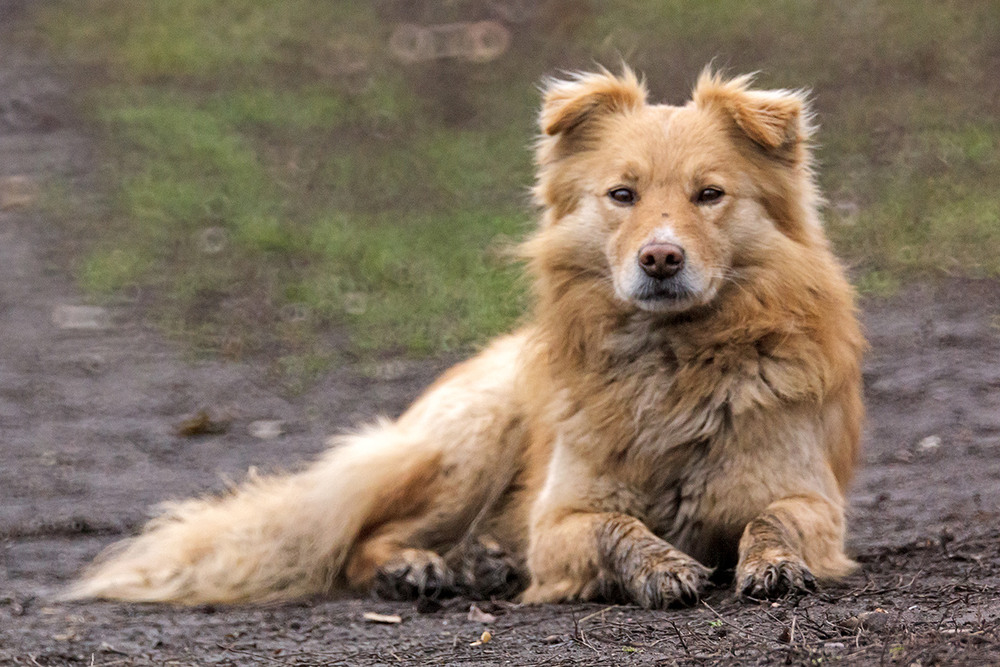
{"left": 639, "top": 445, "right": 739, "bottom": 564}
{"left": 587, "top": 332, "right": 803, "bottom": 559}
{"left": 604, "top": 335, "right": 778, "bottom": 450}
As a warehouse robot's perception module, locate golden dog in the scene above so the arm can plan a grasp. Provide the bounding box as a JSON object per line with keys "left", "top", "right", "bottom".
{"left": 68, "top": 67, "right": 864, "bottom": 608}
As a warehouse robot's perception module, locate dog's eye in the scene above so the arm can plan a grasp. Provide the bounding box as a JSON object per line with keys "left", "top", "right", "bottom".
{"left": 695, "top": 187, "right": 725, "bottom": 204}
{"left": 608, "top": 187, "right": 637, "bottom": 205}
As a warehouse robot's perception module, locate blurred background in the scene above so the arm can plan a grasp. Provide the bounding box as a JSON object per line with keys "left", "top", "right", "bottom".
{"left": 19, "top": 0, "right": 1000, "bottom": 380}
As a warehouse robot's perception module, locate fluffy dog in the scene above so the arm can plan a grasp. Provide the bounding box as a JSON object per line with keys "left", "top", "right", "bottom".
{"left": 67, "top": 67, "right": 864, "bottom": 608}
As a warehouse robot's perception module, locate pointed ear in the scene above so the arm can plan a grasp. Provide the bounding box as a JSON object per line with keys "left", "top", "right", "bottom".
{"left": 540, "top": 67, "right": 647, "bottom": 137}
{"left": 692, "top": 69, "right": 812, "bottom": 152}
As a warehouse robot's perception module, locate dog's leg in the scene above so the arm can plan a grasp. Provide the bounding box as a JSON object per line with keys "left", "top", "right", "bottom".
{"left": 523, "top": 511, "right": 711, "bottom": 608}
{"left": 736, "top": 494, "right": 856, "bottom": 599}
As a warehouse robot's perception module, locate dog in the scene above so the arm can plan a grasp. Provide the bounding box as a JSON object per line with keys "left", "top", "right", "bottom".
{"left": 67, "top": 67, "right": 864, "bottom": 608}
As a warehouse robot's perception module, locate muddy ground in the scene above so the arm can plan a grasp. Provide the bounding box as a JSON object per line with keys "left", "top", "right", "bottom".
{"left": 3, "top": 10, "right": 1000, "bottom": 667}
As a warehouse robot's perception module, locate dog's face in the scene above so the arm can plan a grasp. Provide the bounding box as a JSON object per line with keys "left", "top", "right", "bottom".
{"left": 532, "top": 69, "right": 818, "bottom": 314}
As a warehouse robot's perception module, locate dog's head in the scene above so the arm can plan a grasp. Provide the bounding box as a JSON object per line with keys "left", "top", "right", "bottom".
{"left": 529, "top": 67, "right": 821, "bottom": 315}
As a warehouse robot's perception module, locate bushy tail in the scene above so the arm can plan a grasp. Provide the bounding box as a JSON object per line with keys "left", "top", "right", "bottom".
{"left": 63, "top": 420, "right": 437, "bottom": 604}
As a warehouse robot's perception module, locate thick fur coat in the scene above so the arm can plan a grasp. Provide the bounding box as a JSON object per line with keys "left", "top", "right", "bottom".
{"left": 68, "top": 68, "right": 864, "bottom": 608}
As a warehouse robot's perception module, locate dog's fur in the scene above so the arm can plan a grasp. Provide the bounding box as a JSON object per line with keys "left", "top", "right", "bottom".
{"left": 67, "top": 68, "right": 864, "bottom": 608}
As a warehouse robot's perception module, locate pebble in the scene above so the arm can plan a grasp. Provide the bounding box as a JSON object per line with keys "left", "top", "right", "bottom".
{"left": 370, "top": 359, "right": 414, "bottom": 381}
{"left": 831, "top": 200, "right": 860, "bottom": 226}
{"left": 0, "top": 175, "right": 39, "bottom": 210}
{"left": 197, "top": 227, "right": 227, "bottom": 255}
{"left": 249, "top": 420, "right": 285, "bottom": 440}
{"left": 52, "top": 305, "right": 110, "bottom": 329}
{"left": 917, "top": 435, "right": 941, "bottom": 452}
{"left": 343, "top": 292, "right": 367, "bottom": 315}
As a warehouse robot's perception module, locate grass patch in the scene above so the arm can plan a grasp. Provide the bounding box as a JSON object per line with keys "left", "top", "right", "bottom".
{"left": 300, "top": 209, "right": 526, "bottom": 354}
{"left": 35, "top": 1, "right": 1000, "bottom": 374}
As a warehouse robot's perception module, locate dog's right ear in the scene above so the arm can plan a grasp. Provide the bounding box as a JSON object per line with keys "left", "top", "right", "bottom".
{"left": 539, "top": 67, "right": 647, "bottom": 140}
{"left": 533, "top": 68, "right": 646, "bottom": 218}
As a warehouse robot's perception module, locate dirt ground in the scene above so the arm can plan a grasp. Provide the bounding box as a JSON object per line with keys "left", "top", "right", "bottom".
{"left": 3, "top": 9, "right": 1000, "bottom": 667}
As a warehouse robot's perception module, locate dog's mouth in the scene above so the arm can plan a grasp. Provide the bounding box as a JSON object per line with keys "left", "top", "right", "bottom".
{"left": 635, "top": 280, "right": 689, "bottom": 300}
{"left": 631, "top": 279, "right": 696, "bottom": 311}
{"left": 612, "top": 256, "right": 719, "bottom": 314}
{"left": 627, "top": 275, "right": 719, "bottom": 313}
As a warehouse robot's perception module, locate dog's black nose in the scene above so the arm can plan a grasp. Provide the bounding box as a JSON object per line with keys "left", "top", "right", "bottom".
{"left": 638, "top": 242, "right": 685, "bottom": 279}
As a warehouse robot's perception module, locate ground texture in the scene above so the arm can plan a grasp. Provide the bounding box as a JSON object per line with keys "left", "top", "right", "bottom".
{"left": 2, "top": 8, "right": 1000, "bottom": 667}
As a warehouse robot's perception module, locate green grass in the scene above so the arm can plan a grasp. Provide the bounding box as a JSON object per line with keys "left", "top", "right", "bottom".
{"left": 827, "top": 118, "right": 1000, "bottom": 284}
{"left": 35, "top": 0, "right": 1000, "bottom": 372}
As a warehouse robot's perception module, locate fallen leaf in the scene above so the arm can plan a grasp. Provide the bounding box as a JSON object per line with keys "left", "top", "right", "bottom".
{"left": 467, "top": 603, "right": 497, "bottom": 623}
{"left": 363, "top": 612, "right": 403, "bottom": 624}
{"left": 0, "top": 175, "right": 39, "bottom": 210}
{"left": 838, "top": 609, "right": 890, "bottom": 633}
{"left": 177, "top": 410, "right": 231, "bottom": 437}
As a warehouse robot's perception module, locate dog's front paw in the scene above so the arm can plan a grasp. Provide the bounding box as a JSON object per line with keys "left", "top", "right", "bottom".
{"left": 627, "top": 555, "right": 712, "bottom": 609}
{"left": 373, "top": 549, "right": 455, "bottom": 601}
{"left": 737, "top": 557, "right": 816, "bottom": 600}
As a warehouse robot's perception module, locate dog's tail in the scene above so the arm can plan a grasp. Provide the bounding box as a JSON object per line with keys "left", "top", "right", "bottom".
{"left": 62, "top": 419, "right": 440, "bottom": 604}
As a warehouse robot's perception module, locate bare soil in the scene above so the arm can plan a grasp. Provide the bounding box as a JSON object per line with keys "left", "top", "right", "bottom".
{"left": 3, "top": 8, "right": 1000, "bottom": 666}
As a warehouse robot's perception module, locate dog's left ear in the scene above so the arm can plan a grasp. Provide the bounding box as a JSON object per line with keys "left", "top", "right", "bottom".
{"left": 692, "top": 70, "right": 812, "bottom": 155}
